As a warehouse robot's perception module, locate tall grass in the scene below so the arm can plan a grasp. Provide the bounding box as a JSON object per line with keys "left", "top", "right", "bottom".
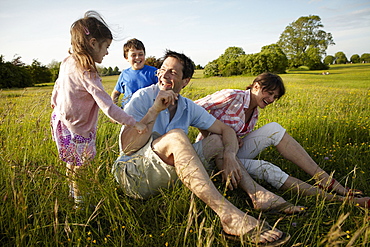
{"left": 0, "top": 64, "right": 369, "bottom": 246}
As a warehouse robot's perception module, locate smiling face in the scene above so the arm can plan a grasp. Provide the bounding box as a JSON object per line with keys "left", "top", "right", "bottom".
{"left": 251, "top": 83, "right": 280, "bottom": 109}
{"left": 91, "top": 39, "right": 111, "bottom": 64}
{"left": 157, "top": 56, "right": 190, "bottom": 93}
{"left": 126, "top": 48, "right": 145, "bottom": 70}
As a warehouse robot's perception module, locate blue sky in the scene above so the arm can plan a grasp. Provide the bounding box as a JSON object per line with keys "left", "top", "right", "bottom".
{"left": 1, "top": 0, "right": 369, "bottom": 70}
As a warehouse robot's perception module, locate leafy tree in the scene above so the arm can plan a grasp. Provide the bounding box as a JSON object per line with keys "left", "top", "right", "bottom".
{"left": 0, "top": 55, "right": 33, "bottom": 88}
{"left": 334, "top": 51, "right": 348, "bottom": 64}
{"left": 11, "top": 55, "right": 25, "bottom": 66}
{"left": 48, "top": 60, "right": 61, "bottom": 82}
{"left": 26, "top": 59, "right": 52, "bottom": 84}
{"left": 204, "top": 44, "right": 289, "bottom": 77}
{"left": 277, "top": 15, "right": 335, "bottom": 68}
{"left": 236, "top": 54, "right": 255, "bottom": 75}
{"left": 145, "top": 56, "right": 162, "bottom": 68}
{"left": 222, "top": 61, "right": 240, "bottom": 77}
{"left": 113, "top": 66, "right": 120, "bottom": 75}
{"left": 218, "top": 47, "right": 245, "bottom": 74}
{"left": 236, "top": 54, "right": 252, "bottom": 74}
{"left": 305, "top": 46, "right": 328, "bottom": 70}
{"left": 238, "top": 52, "right": 274, "bottom": 76}
{"left": 324, "top": 55, "right": 335, "bottom": 65}
{"left": 250, "top": 53, "right": 269, "bottom": 75}
{"left": 259, "top": 44, "right": 288, "bottom": 73}
{"left": 235, "top": 45, "right": 288, "bottom": 76}
{"left": 107, "top": 67, "right": 113, "bottom": 75}
{"left": 203, "top": 60, "right": 219, "bottom": 77}
{"left": 350, "top": 54, "right": 360, "bottom": 63}
{"left": 219, "top": 47, "right": 245, "bottom": 63}
{"left": 203, "top": 47, "right": 245, "bottom": 77}
{"left": 360, "top": 53, "right": 370, "bottom": 63}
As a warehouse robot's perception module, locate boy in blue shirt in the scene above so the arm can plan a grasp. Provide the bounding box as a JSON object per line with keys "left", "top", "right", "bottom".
{"left": 111, "top": 38, "right": 158, "bottom": 107}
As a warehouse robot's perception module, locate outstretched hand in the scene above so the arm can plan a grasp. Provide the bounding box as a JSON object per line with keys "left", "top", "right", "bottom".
{"left": 222, "top": 153, "right": 242, "bottom": 190}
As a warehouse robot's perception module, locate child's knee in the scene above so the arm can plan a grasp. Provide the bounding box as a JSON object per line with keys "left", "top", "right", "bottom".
{"left": 265, "top": 122, "right": 285, "bottom": 133}
{"left": 255, "top": 161, "right": 288, "bottom": 189}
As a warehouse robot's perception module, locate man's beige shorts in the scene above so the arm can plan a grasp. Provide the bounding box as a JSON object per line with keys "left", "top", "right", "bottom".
{"left": 112, "top": 132, "right": 205, "bottom": 199}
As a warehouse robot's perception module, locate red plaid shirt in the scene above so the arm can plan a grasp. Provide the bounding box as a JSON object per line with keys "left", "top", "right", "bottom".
{"left": 195, "top": 89, "right": 259, "bottom": 138}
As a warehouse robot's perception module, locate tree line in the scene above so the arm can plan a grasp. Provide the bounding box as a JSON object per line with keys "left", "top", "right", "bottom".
{"left": 0, "top": 55, "right": 202, "bottom": 89}
{"left": 0, "top": 55, "right": 54, "bottom": 88}
{"left": 1, "top": 14, "right": 369, "bottom": 88}
{"left": 0, "top": 56, "right": 128, "bottom": 89}
{"left": 204, "top": 15, "right": 370, "bottom": 77}
{"left": 0, "top": 55, "right": 126, "bottom": 89}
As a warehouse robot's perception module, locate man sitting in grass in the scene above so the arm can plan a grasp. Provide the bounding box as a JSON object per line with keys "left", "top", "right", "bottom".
{"left": 111, "top": 50, "right": 291, "bottom": 245}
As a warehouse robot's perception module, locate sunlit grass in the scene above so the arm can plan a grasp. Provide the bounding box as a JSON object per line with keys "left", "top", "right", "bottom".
{"left": 0, "top": 64, "right": 369, "bottom": 246}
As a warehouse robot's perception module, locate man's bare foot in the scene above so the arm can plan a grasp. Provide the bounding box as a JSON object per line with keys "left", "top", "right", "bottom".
{"left": 251, "top": 190, "right": 305, "bottom": 214}
{"left": 220, "top": 211, "right": 284, "bottom": 244}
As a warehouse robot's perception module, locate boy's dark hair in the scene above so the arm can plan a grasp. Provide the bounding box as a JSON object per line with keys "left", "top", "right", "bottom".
{"left": 123, "top": 38, "right": 146, "bottom": 59}
{"left": 246, "top": 72, "right": 285, "bottom": 99}
{"left": 163, "top": 50, "right": 194, "bottom": 79}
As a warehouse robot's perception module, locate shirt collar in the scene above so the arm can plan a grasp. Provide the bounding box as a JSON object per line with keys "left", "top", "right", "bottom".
{"left": 243, "top": 89, "right": 251, "bottom": 109}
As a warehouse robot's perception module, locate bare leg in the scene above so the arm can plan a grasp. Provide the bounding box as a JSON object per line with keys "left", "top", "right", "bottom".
{"left": 66, "top": 163, "right": 83, "bottom": 204}
{"left": 281, "top": 176, "right": 370, "bottom": 208}
{"left": 277, "top": 132, "right": 348, "bottom": 195}
{"left": 281, "top": 176, "right": 337, "bottom": 199}
{"left": 203, "top": 134, "right": 304, "bottom": 214}
{"left": 152, "top": 129, "right": 283, "bottom": 243}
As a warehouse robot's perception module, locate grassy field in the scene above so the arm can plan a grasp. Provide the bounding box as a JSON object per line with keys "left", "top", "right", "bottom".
{"left": 0, "top": 63, "right": 369, "bottom": 246}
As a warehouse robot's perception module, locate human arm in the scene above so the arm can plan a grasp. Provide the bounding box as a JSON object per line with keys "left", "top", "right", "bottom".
{"left": 206, "top": 119, "right": 241, "bottom": 190}
{"left": 194, "top": 90, "right": 230, "bottom": 140}
{"left": 51, "top": 78, "right": 59, "bottom": 109}
{"left": 111, "top": 89, "right": 121, "bottom": 105}
{"left": 197, "top": 128, "right": 243, "bottom": 147}
{"left": 111, "top": 72, "right": 125, "bottom": 105}
{"left": 81, "top": 74, "right": 138, "bottom": 127}
{"left": 194, "top": 89, "right": 234, "bottom": 111}
{"left": 120, "top": 89, "right": 178, "bottom": 155}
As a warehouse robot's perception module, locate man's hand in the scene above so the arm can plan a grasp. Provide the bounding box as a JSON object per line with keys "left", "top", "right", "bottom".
{"left": 120, "top": 90, "right": 177, "bottom": 155}
{"left": 206, "top": 119, "right": 241, "bottom": 191}
{"left": 222, "top": 152, "right": 242, "bottom": 190}
{"left": 152, "top": 90, "right": 178, "bottom": 112}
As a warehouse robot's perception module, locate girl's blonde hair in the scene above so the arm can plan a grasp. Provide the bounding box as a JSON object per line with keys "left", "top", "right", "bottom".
{"left": 70, "top": 11, "right": 112, "bottom": 73}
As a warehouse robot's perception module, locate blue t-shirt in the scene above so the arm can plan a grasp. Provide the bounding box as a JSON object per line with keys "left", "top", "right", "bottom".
{"left": 114, "top": 65, "right": 158, "bottom": 107}
{"left": 123, "top": 84, "right": 216, "bottom": 136}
